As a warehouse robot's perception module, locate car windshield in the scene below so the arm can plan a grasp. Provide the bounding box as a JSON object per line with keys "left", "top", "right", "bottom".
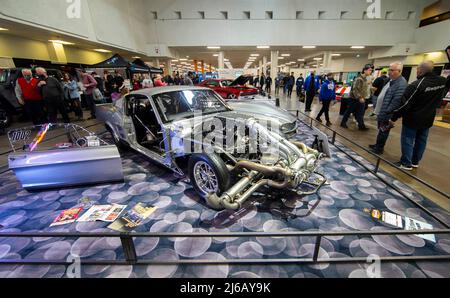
{"left": 221, "top": 80, "right": 233, "bottom": 86}
{"left": 153, "top": 89, "right": 230, "bottom": 122}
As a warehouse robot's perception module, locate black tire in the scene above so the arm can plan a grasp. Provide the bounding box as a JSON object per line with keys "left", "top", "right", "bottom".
{"left": 188, "top": 153, "right": 231, "bottom": 208}
{"left": 227, "top": 93, "right": 237, "bottom": 99}
{"left": 0, "top": 108, "right": 11, "bottom": 128}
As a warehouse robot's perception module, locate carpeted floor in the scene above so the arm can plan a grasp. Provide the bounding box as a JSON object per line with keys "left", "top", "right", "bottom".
{"left": 0, "top": 121, "right": 449, "bottom": 278}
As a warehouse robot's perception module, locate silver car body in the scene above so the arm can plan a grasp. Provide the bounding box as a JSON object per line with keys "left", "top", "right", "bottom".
{"left": 97, "top": 86, "right": 325, "bottom": 210}
{"left": 8, "top": 123, "right": 124, "bottom": 190}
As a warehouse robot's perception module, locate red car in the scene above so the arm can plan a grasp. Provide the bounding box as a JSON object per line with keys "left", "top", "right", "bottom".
{"left": 198, "top": 75, "right": 259, "bottom": 99}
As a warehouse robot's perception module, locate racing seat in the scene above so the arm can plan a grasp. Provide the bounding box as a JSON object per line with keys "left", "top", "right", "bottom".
{"left": 131, "top": 100, "right": 161, "bottom": 147}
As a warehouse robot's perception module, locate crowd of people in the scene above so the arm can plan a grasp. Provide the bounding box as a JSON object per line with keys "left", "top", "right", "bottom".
{"left": 295, "top": 61, "right": 449, "bottom": 171}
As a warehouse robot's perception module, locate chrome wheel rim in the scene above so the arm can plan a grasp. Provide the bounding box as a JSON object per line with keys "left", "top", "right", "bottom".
{"left": 193, "top": 161, "right": 219, "bottom": 195}
{"left": 228, "top": 94, "right": 237, "bottom": 99}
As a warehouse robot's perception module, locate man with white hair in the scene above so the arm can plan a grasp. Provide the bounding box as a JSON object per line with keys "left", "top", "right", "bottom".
{"left": 35, "top": 67, "right": 70, "bottom": 123}
{"left": 369, "top": 62, "right": 407, "bottom": 154}
{"left": 15, "top": 68, "right": 46, "bottom": 125}
{"left": 391, "top": 61, "right": 448, "bottom": 170}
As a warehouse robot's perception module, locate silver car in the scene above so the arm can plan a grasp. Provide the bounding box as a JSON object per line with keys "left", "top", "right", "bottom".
{"left": 97, "top": 86, "right": 325, "bottom": 210}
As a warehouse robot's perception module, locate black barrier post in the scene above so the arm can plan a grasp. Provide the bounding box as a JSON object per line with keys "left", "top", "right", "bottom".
{"left": 276, "top": 98, "right": 280, "bottom": 107}
{"left": 375, "top": 158, "right": 381, "bottom": 173}
{"left": 120, "top": 235, "right": 137, "bottom": 265}
{"left": 313, "top": 236, "right": 322, "bottom": 262}
{"left": 331, "top": 131, "right": 336, "bottom": 145}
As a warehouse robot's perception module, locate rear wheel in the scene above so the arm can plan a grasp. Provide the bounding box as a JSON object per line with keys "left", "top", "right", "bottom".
{"left": 188, "top": 153, "right": 230, "bottom": 210}
{"left": 227, "top": 93, "right": 237, "bottom": 99}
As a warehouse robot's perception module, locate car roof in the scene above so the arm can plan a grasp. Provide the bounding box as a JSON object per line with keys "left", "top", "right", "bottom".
{"left": 130, "top": 86, "right": 211, "bottom": 97}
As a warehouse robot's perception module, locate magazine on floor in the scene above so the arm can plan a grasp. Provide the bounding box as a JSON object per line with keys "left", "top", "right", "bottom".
{"left": 108, "top": 203, "right": 157, "bottom": 232}
{"left": 50, "top": 207, "right": 84, "bottom": 227}
{"left": 404, "top": 216, "right": 436, "bottom": 243}
{"left": 77, "top": 204, "right": 126, "bottom": 222}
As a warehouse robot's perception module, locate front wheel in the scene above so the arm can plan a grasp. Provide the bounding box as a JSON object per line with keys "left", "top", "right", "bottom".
{"left": 188, "top": 153, "right": 231, "bottom": 210}
{"left": 227, "top": 93, "right": 237, "bottom": 99}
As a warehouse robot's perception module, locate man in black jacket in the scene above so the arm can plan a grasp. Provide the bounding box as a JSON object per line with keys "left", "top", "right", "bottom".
{"left": 391, "top": 61, "right": 449, "bottom": 170}
{"left": 36, "top": 67, "right": 70, "bottom": 123}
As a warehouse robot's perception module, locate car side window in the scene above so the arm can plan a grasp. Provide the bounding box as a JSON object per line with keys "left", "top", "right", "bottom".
{"left": 125, "top": 94, "right": 149, "bottom": 116}
{"left": 207, "top": 80, "right": 219, "bottom": 87}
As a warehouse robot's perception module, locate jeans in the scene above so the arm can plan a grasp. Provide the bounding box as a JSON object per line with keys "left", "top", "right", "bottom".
{"left": 400, "top": 125, "right": 430, "bottom": 166}
{"left": 341, "top": 99, "right": 366, "bottom": 128}
{"left": 316, "top": 100, "right": 331, "bottom": 122}
{"left": 374, "top": 120, "right": 391, "bottom": 151}
{"left": 85, "top": 93, "right": 96, "bottom": 118}
{"left": 287, "top": 85, "right": 293, "bottom": 97}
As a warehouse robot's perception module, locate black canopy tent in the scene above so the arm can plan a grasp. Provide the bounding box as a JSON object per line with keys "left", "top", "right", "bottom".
{"left": 87, "top": 54, "right": 157, "bottom": 78}
{"left": 132, "top": 58, "right": 164, "bottom": 75}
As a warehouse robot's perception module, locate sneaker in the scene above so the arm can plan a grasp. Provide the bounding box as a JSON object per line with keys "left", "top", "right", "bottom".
{"left": 412, "top": 164, "right": 419, "bottom": 168}
{"left": 316, "top": 118, "right": 323, "bottom": 123}
{"left": 326, "top": 122, "right": 332, "bottom": 127}
{"left": 340, "top": 123, "right": 348, "bottom": 129}
{"left": 358, "top": 127, "right": 369, "bottom": 131}
{"left": 395, "top": 162, "right": 413, "bottom": 171}
{"left": 369, "top": 145, "right": 383, "bottom": 155}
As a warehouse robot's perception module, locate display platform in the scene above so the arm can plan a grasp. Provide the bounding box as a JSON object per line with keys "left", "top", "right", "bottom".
{"left": 0, "top": 121, "right": 449, "bottom": 278}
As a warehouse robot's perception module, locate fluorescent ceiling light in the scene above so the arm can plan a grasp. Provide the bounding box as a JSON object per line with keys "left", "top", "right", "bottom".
{"left": 0, "top": 27, "right": 9, "bottom": 31}
{"left": 49, "top": 40, "right": 75, "bottom": 45}
{"left": 303, "top": 46, "right": 316, "bottom": 49}
{"left": 172, "top": 60, "right": 179, "bottom": 62}
{"left": 257, "top": 46, "right": 270, "bottom": 49}
{"left": 250, "top": 54, "right": 260, "bottom": 57}
{"left": 298, "top": 59, "right": 305, "bottom": 61}
{"left": 331, "top": 54, "right": 341, "bottom": 57}
{"left": 213, "top": 54, "right": 219, "bottom": 57}
{"left": 224, "top": 59, "right": 229, "bottom": 62}
{"left": 179, "top": 58, "right": 188, "bottom": 61}
{"left": 132, "top": 56, "right": 141, "bottom": 59}
{"left": 351, "top": 46, "right": 365, "bottom": 49}
{"left": 281, "top": 54, "right": 291, "bottom": 57}
{"left": 313, "top": 58, "right": 322, "bottom": 60}
{"left": 278, "top": 57, "right": 285, "bottom": 60}
{"left": 94, "top": 49, "right": 111, "bottom": 53}
{"left": 207, "top": 46, "right": 221, "bottom": 49}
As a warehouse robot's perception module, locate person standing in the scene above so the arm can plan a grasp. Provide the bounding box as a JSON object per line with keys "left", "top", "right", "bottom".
{"left": 303, "top": 71, "right": 320, "bottom": 112}
{"left": 370, "top": 69, "right": 389, "bottom": 116}
{"left": 265, "top": 75, "right": 272, "bottom": 94}
{"left": 253, "top": 76, "right": 259, "bottom": 89}
{"left": 286, "top": 72, "right": 295, "bottom": 97}
{"left": 63, "top": 73, "right": 83, "bottom": 121}
{"left": 142, "top": 74, "right": 154, "bottom": 88}
{"left": 15, "top": 69, "right": 46, "bottom": 125}
{"left": 368, "top": 62, "right": 407, "bottom": 154}
{"left": 35, "top": 67, "right": 70, "bottom": 123}
{"left": 274, "top": 76, "right": 281, "bottom": 96}
{"left": 92, "top": 72, "right": 105, "bottom": 95}
{"left": 391, "top": 61, "right": 448, "bottom": 170}
{"left": 81, "top": 70, "right": 98, "bottom": 120}
{"left": 340, "top": 64, "right": 373, "bottom": 130}
{"left": 183, "top": 74, "right": 194, "bottom": 86}
{"left": 259, "top": 74, "right": 266, "bottom": 92}
{"left": 154, "top": 74, "right": 167, "bottom": 87}
{"left": 315, "top": 73, "right": 336, "bottom": 126}
{"left": 296, "top": 74, "right": 305, "bottom": 99}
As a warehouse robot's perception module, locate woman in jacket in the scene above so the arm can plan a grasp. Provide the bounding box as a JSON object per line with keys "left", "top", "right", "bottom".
{"left": 63, "top": 73, "right": 83, "bottom": 121}
{"left": 316, "top": 73, "right": 336, "bottom": 126}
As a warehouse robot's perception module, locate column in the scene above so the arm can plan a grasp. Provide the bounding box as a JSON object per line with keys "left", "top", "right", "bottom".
{"left": 262, "top": 56, "right": 267, "bottom": 76}
{"left": 270, "top": 50, "right": 279, "bottom": 91}
{"left": 259, "top": 60, "right": 263, "bottom": 76}
{"left": 166, "top": 59, "right": 173, "bottom": 75}
{"left": 323, "top": 51, "right": 332, "bottom": 70}
{"left": 155, "top": 59, "right": 160, "bottom": 68}
{"left": 218, "top": 51, "right": 225, "bottom": 70}
{"left": 194, "top": 60, "right": 199, "bottom": 73}
{"left": 201, "top": 61, "right": 205, "bottom": 75}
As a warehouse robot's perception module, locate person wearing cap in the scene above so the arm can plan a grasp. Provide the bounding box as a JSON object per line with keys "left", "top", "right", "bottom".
{"left": 341, "top": 64, "right": 373, "bottom": 130}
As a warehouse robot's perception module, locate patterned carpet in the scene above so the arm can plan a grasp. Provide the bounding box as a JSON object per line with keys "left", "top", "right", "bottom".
{"left": 0, "top": 121, "right": 449, "bottom": 278}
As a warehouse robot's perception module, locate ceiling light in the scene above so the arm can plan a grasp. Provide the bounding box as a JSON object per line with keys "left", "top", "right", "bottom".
{"left": 0, "top": 27, "right": 9, "bottom": 31}
{"left": 213, "top": 54, "right": 219, "bottom": 57}
{"left": 331, "top": 54, "right": 341, "bottom": 57}
{"left": 257, "top": 46, "right": 270, "bottom": 49}
{"left": 172, "top": 60, "right": 179, "bottom": 62}
{"left": 303, "top": 46, "right": 316, "bottom": 49}
{"left": 278, "top": 57, "right": 285, "bottom": 60}
{"left": 281, "top": 54, "right": 291, "bottom": 57}
{"left": 224, "top": 59, "right": 229, "bottom": 62}
{"left": 94, "top": 49, "right": 111, "bottom": 53}
{"left": 356, "top": 54, "right": 361, "bottom": 58}
{"left": 179, "top": 58, "right": 188, "bottom": 61}
{"left": 250, "top": 54, "right": 260, "bottom": 57}
{"left": 298, "top": 59, "right": 305, "bottom": 61}
{"left": 132, "top": 56, "right": 141, "bottom": 59}
{"left": 313, "top": 58, "right": 322, "bottom": 60}
{"left": 351, "top": 46, "right": 365, "bottom": 49}
{"left": 207, "top": 46, "right": 221, "bottom": 49}
{"left": 49, "top": 40, "right": 75, "bottom": 45}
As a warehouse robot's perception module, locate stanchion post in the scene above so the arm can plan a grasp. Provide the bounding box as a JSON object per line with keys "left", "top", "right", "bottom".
{"left": 313, "top": 236, "right": 322, "bottom": 262}
{"left": 120, "top": 234, "right": 138, "bottom": 265}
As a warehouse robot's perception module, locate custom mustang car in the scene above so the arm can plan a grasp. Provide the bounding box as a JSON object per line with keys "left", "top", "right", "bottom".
{"left": 8, "top": 123, "right": 124, "bottom": 190}
{"left": 97, "top": 86, "right": 325, "bottom": 211}
{"left": 198, "top": 75, "right": 259, "bottom": 99}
